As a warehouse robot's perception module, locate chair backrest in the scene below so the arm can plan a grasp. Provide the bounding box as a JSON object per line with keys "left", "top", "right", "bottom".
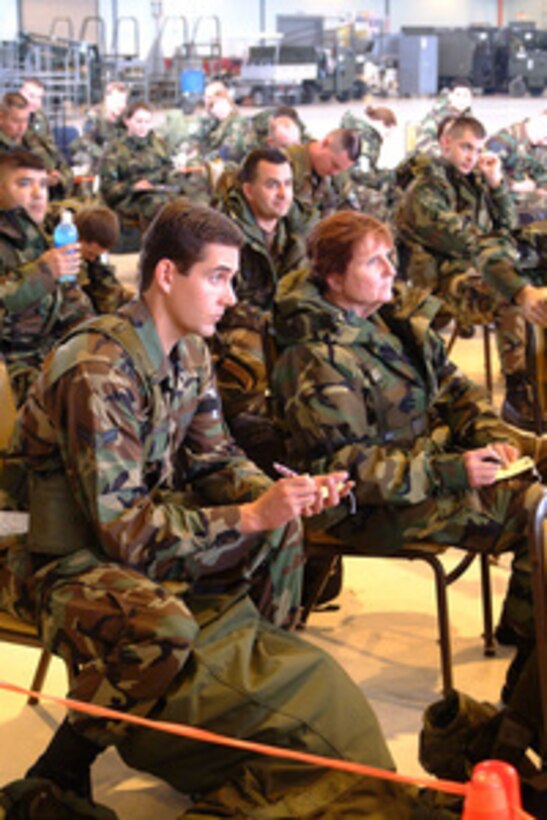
{"left": 529, "top": 487, "right": 547, "bottom": 763}
{"left": 0, "top": 359, "right": 16, "bottom": 450}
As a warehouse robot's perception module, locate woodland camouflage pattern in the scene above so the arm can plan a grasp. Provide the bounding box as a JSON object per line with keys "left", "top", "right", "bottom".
{"left": 413, "top": 97, "right": 473, "bottom": 156}
{"left": 70, "top": 111, "right": 127, "bottom": 173}
{"left": 0, "top": 207, "right": 93, "bottom": 404}
{"left": 187, "top": 111, "right": 254, "bottom": 163}
{"left": 99, "top": 132, "right": 208, "bottom": 225}
{"left": 486, "top": 119, "right": 547, "bottom": 188}
{"left": 0, "top": 296, "right": 446, "bottom": 817}
{"left": 214, "top": 181, "right": 306, "bottom": 426}
{"left": 395, "top": 158, "right": 530, "bottom": 373}
{"left": 273, "top": 270, "right": 542, "bottom": 637}
{"left": 284, "top": 143, "right": 360, "bottom": 227}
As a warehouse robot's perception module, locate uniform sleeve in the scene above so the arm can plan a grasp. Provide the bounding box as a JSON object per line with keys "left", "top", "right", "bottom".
{"left": 0, "top": 254, "right": 56, "bottom": 316}
{"left": 44, "top": 352, "right": 271, "bottom": 580}
{"left": 402, "top": 179, "right": 481, "bottom": 258}
{"left": 276, "top": 343, "right": 469, "bottom": 505}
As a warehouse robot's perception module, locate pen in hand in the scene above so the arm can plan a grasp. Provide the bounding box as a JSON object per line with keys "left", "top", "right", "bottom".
{"left": 272, "top": 462, "right": 357, "bottom": 514}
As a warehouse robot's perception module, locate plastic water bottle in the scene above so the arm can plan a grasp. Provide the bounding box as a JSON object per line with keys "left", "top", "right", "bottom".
{"left": 53, "top": 209, "right": 78, "bottom": 283}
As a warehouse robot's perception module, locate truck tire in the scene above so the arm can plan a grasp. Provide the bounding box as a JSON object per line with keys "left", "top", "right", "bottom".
{"left": 529, "top": 85, "right": 544, "bottom": 97}
{"left": 336, "top": 90, "right": 351, "bottom": 103}
{"left": 319, "top": 91, "right": 332, "bottom": 102}
{"left": 508, "top": 76, "right": 527, "bottom": 97}
{"left": 301, "top": 83, "right": 316, "bottom": 104}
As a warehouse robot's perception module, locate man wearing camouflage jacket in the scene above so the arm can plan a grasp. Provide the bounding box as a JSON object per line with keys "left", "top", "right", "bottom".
{"left": 0, "top": 150, "right": 92, "bottom": 406}
{"left": 396, "top": 115, "right": 547, "bottom": 430}
{"left": 0, "top": 201, "right": 440, "bottom": 819}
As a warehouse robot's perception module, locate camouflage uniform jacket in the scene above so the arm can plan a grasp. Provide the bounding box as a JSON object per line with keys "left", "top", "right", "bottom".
{"left": 27, "top": 109, "right": 57, "bottom": 155}
{"left": 190, "top": 111, "right": 254, "bottom": 163}
{"left": 249, "top": 108, "right": 311, "bottom": 148}
{"left": 339, "top": 112, "right": 382, "bottom": 173}
{"left": 219, "top": 184, "right": 306, "bottom": 308}
{"left": 70, "top": 110, "right": 127, "bottom": 173}
{"left": 18, "top": 298, "right": 272, "bottom": 580}
{"left": 414, "top": 98, "right": 472, "bottom": 156}
{"left": 0, "top": 208, "right": 93, "bottom": 374}
{"left": 486, "top": 120, "right": 547, "bottom": 187}
{"left": 272, "top": 268, "right": 518, "bottom": 539}
{"left": 99, "top": 131, "right": 178, "bottom": 210}
{"left": 21, "top": 130, "right": 73, "bottom": 197}
{"left": 395, "top": 159, "right": 524, "bottom": 300}
{"left": 77, "top": 257, "right": 131, "bottom": 315}
{"left": 284, "top": 143, "right": 353, "bottom": 228}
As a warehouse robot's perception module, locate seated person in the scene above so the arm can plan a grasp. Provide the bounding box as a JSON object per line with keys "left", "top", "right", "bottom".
{"left": 99, "top": 100, "right": 207, "bottom": 229}
{"left": 338, "top": 105, "right": 397, "bottom": 218}
{"left": 413, "top": 78, "right": 473, "bottom": 156}
{"left": 284, "top": 127, "right": 361, "bottom": 228}
{"left": 187, "top": 80, "right": 254, "bottom": 164}
{"left": 74, "top": 206, "right": 133, "bottom": 313}
{"left": 0, "top": 149, "right": 92, "bottom": 406}
{"left": 0, "top": 91, "right": 72, "bottom": 201}
{"left": 250, "top": 105, "right": 308, "bottom": 149}
{"left": 70, "top": 81, "right": 129, "bottom": 173}
{"left": 272, "top": 210, "right": 546, "bottom": 667}
{"left": 0, "top": 201, "right": 441, "bottom": 819}
{"left": 486, "top": 110, "right": 547, "bottom": 225}
{"left": 214, "top": 148, "right": 306, "bottom": 470}
{"left": 396, "top": 115, "right": 547, "bottom": 430}
{"left": 18, "top": 77, "right": 57, "bottom": 155}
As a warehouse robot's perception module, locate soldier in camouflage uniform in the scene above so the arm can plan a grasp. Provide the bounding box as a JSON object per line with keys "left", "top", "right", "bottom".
{"left": 0, "top": 150, "right": 92, "bottom": 407}
{"left": 99, "top": 101, "right": 209, "bottom": 229}
{"left": 0, "top": 92, "right": 73, "bottom": 200}
{"left": 69, "top": 82, "right": 129, "bottom": 174}
{"left": 486, "top": 111, "right": 547, "bottom": 193}
{"left": 214, "top": 148, "right": 306, "bottom": 470}
{"left": 396, "top": 115, "right": 547, "bottom": 430}
{"left": 284, "top": 128, "right": 361, "bottom": 228}
{"left": 18, "top": 78, "right": 57, "bottom": 158}
{"left": 74, "top": 206, "right": 132, "bottom": 314}
{"left": 0, "top": 201, "right": 440, "bottom": 819}
{"left": 414, "top": 79, "right": 473, "bottom": 157}
{"left": 272, "top": 210, "right": 546, "bottom": 680}
{"left": 339, "top": 104, "right": 397, "bottom": 218}
{"left": 249, "top": 104, "right": 308, "bottom": 149}
{"left": 186, "top": 80, "right": 254, "bottom": 165}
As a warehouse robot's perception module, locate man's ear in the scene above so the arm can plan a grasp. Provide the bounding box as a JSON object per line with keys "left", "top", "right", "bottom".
{"left": 242, "top": 181, "right": 253, "bottom": 204}
{"left": 154, "top": 258, "right": 177, "bottom": 294}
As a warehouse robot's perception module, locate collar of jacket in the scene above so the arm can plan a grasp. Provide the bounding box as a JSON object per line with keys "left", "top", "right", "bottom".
{"left": 0, "top": 206, "right": 46, "bottom": 249}
{"left": 274, "top": 267, "right": 442, "bottom": 348}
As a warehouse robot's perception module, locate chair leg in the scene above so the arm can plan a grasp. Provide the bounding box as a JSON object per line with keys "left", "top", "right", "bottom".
{"left": 407, "top": 551, "right": 453, "bottom": 695}
{"left": 298, "top": 554, "right": 340, "bottom": 628}
{"left": 480, "top": 554, "right": 496, "bottom": 657}
{"left": 28, "top": 648, "right": 52, "bottom": 705}
{"left": 483, "top": 324, "right": 493, "bottom": 402}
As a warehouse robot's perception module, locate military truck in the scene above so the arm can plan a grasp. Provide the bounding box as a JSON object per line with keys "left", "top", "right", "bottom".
{"left": 232, "top": 42, "right": 365, "bottom": 105}
{"left": 401, "top": 23, "right": 546, "bottom": 96}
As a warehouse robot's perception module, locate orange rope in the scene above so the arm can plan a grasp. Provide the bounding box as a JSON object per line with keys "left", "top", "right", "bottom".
{"left": 0, "top": 679, "right": 466, "bottom": 797}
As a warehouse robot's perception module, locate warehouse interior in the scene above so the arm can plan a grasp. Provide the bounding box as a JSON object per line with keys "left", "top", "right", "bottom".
{"left": 0, "top": 0, "right": 545, "bottom": 817}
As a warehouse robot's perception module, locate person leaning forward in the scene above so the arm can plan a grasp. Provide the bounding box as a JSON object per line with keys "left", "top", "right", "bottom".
{"left": 0, "top": 201, "right": 453, "bottom": 818}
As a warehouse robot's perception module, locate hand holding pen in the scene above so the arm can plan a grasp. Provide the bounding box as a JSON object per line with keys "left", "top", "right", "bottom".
{"left": 463, "top": 442, "right": 520, "bottom": 489}
{"left": 273, "top": 462, "right": 357, "bottom": 516}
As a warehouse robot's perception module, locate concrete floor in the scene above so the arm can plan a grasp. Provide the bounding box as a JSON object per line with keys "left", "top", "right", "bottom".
{"left": 0, "top": 93, "right": 544, "bottom": 816}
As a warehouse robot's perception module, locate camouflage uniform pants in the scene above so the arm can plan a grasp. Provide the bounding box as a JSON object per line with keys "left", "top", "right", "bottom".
{"left": 438, "top": 261, "right": 526, "bottom": 377}
{"left": 332, "top": 477, "right": 544, "bottom": 640}
{"left": 0, "top": 516, "right": 302, "bottom": 746}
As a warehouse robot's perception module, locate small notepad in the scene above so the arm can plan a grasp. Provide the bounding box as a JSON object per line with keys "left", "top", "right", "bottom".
{"left": 495, "top": 456, "right": 536, "bottom": 481}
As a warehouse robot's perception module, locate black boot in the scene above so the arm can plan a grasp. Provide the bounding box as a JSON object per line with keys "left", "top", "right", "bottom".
{"left": 501, "top": 372, "right": 541, "bottom": 432}
{"left": 26, "top": 718, "right": 104, "bottom": 800}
